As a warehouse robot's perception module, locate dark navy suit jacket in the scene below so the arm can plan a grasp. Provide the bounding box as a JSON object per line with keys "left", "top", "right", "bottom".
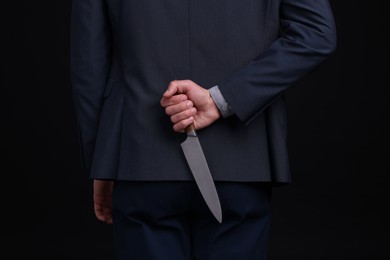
{"left": 70, "top": 0, "right": 336, "bottom": 183}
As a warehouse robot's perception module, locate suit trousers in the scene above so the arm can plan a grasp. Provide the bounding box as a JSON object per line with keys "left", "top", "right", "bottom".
{"left": 112, "top": 181, "right": 272, "bottom": 260}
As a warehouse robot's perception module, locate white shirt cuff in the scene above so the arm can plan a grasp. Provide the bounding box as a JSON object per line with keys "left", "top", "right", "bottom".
{"left": 209, "top": 85, "right": 234, "bottom": 118}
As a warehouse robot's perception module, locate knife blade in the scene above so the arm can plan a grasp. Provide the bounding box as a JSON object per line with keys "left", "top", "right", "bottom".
{"left": 181, "top": 123, "right": 222, "bottom": 223}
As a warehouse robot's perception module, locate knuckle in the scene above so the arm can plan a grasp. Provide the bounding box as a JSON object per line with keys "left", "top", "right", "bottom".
{"left": 185, "top": 100, "right": 193, "bottom": 108}
{"left": 173, "top": 124, "right": 181, "bottom": 132}
{"left": 185, "top": 109, "right": 193, "bottom": 117}
{"left": 166, "top": 107, "right": 172, "bottom": 114}
{"left": 172, "top": 95, "right": 180, "bottom": 103}
{"left": 170, "top": 80, "right": 179, "bottom": 86}
{"left": 186, "top": 107, "right": 196, "bottom": 116}
{"left": 175, "top": 95, "right": 184, "bottom": 103}
{"left": 171, "top": 115, "right": 178, "bottom": 123}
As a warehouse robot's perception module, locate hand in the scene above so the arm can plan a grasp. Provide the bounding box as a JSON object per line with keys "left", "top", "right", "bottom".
{"left": 160, "top": 80, "right": 221, "bottom": 132}
{"left": 93, "top": 179, "right": 113, "bottom": 224}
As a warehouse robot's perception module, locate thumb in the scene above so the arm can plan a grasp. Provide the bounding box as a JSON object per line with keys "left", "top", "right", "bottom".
{"left": 163, "top": 81, "right": 179, "bottom": 98}
{"left": 164, "top": 80, "right": 193, "bottom": 97}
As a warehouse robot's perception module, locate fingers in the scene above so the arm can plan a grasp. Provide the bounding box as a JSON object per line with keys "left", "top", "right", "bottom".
{"left": 160, "top": 94, "right": 188, "bottom": 108}
{"left": 173, "top": 117, "right": 194, "bottom": 133}
{"left": 165, "top": 100, "right": 193, "bottom": 115}
{"left": 163, "top": 100, "right": 197, "bottom": 132}
{"left": 93, "top": 180, "right": 113, "bottom": 224}
{"left": 94, "top": 202, "right": 105, "bottom": 221}
{"left": 170, "top": 106, "right": 197, "bottom": 124}
{"left": 103, "top": 206, "right": 113, "bottom": 224}
{"left": 161, "top": 80, "right": 202, "bottom": 133}
{"left": 94, "top": 202, "right": 113, "bottom": 224}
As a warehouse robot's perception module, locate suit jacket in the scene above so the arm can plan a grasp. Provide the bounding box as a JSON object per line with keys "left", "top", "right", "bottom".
{"left": 70, "top": 0, "right": 336, "bottom": 183}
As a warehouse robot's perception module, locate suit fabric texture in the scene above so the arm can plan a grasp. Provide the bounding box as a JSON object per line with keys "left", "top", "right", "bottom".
{"left": 70, "top": 0, "right": 337, "bottom": 184}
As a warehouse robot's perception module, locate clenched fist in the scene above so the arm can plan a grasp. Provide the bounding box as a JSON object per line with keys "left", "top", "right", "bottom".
{"left": 160, "top": 80, "right": 221, "bottom": 132}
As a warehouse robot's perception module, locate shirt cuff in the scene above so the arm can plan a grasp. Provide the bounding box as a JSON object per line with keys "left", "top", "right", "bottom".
{"left": 209, "top": 85, "right": 234, "bottom": 118}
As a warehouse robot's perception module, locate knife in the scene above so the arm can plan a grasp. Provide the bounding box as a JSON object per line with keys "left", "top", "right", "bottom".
{"left": 181, "top": 123, "right": 223, "bottom": 223}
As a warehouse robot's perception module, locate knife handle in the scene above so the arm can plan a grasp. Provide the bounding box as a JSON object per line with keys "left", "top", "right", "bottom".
{"left": 185, "top": 123, "right": 197, "bottom": 137}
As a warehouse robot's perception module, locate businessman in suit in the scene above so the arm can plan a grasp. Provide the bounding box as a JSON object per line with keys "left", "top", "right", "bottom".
{"left": 70, "top": 0, "right": 336, "bottom": 259}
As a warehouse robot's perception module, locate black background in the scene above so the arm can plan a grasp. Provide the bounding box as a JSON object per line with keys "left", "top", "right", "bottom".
{"left": 1, "top": 0, "right": 388, "bottom": 259}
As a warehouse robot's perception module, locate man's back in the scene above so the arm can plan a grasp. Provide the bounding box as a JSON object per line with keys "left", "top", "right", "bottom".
{"left": 70, "top": 0, "right": 336, "bottom": 259}
{"left": 71, "top": 0, "right": 336, "bottom": 183}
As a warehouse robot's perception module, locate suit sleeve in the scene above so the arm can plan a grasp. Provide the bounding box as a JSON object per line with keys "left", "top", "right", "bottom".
{"left": 70, "top": 0, "right": 112, "bottom": 169}
{"left": 217, "top": 0, "right": 337, "bottom": 125}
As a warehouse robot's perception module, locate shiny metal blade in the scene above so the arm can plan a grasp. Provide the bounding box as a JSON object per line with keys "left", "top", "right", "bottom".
{"left": 181, "top": 136, "right": 222, "bottom": 223}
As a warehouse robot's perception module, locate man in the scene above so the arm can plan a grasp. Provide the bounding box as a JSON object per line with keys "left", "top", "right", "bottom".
{"left": 70, "top": 0, "right": 336, "bottom": 259}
